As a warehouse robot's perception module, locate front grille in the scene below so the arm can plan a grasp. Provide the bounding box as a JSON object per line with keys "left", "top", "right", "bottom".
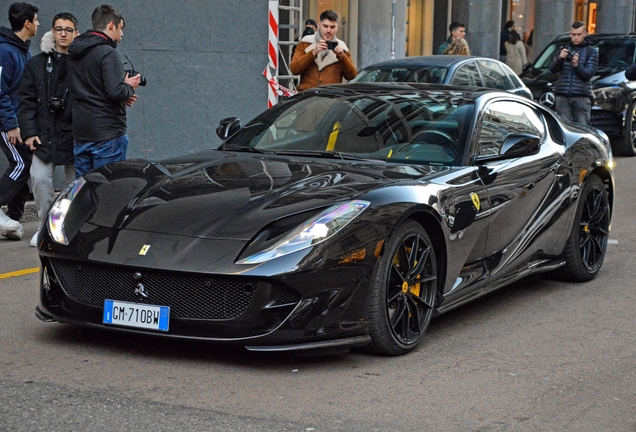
{"left": 530, "top": 88, "right": 543, "bottom": 100}
{"left": 273, "top": 286, "right": 301, "bottom": 304}
{"left": 591, "top": 110, "right": 622, "bottom": 135}
{"left": 49, "top": 258, "right": 300, "bottom": 319}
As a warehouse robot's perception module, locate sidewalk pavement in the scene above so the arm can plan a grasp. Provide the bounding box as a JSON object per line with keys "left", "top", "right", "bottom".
{"left": 21, "top": 200, "right": 39, "bottom": 223}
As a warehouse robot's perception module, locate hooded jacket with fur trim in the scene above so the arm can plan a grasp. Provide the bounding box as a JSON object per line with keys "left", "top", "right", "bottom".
{"left": 68, "top": 30, "right": 134, "bottom": 142}
{"left": 17, "top": 31, "right": 74, "bottom": 165}
{"left": 290, "top": 33, "right": 357, "bottom": 91}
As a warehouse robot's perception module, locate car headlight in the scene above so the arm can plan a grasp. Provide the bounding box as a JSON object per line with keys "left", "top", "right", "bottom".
{"left": 593, "top": 86, "right": 621, "bottom": 101}
{"left": 237, "top": 200, "right": 370, "bottom": 264}
{"left": 47, "top": 177, "right": 86, "bottom": 245}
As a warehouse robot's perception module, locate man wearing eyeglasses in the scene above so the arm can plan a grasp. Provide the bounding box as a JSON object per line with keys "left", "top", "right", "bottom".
{"left": 18, "top": 12, "right": 78, "bottom": 247}
{"left": 67, "top": 4, "right": 140, "bottom": 178}
{"left": 0, "top": 2, "right": 39, "bottom": 241}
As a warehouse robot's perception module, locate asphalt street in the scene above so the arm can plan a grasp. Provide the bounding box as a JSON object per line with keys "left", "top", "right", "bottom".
{"left": 1, "top": 156, "right": 636, "bottom": 431}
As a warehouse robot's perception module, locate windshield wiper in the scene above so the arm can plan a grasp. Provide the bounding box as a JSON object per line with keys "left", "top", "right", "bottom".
{"left": 223, "top": 146, "right": 270, "bottom": 154}
{"left": 274, "top": 150, "right": 377, "bottom": 161}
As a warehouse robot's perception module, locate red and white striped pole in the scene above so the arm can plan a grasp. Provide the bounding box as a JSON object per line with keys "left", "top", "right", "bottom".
{"left": 267, "top": 0, "right": 279, "bottom": 108}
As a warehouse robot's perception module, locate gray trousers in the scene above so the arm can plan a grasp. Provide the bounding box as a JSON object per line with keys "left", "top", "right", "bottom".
{"left": 555, "top": 95, "right": 592, "bottom": 126}
{"left": 30, "top": 155, "right": 75, "bottom": 220}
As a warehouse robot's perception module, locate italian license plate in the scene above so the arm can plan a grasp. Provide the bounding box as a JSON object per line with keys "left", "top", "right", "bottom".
{"left": 103, "top": 300, "right": 169, "bottom": 332}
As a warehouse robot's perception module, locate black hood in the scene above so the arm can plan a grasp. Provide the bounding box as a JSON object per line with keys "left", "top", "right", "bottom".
{"left": 74, "top": 151, "right": 448, "bottom": 240}
{"left": 68, "top": 30, "right": 116, "bottom": 59}
{"left": 0, "top": 26, "right": 30, "bottom": 52}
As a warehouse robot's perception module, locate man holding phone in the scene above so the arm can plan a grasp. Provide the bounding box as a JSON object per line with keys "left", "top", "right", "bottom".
{"left": 291, "top": 9, "right": 357, "bottom": 91}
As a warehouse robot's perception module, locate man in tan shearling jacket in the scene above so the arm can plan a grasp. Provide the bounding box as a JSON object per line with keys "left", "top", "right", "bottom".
{"left": 290, "top": 9, "right": 357, "bottom": 92}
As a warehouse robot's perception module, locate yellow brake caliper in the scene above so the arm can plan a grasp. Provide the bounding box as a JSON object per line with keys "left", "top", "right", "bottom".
{"left": 396, "top": 248, "right": 420, "bottom": 319}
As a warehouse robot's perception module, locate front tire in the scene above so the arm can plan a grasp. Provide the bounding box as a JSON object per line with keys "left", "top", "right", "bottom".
{"left": 613, "top": 100, "right": 636, "bottom": 157}
{"left": 553, "top": 174, "right": 610, "bottom": 281}
{"left": 367, "top": 220, "right": 438, "bottom": 355}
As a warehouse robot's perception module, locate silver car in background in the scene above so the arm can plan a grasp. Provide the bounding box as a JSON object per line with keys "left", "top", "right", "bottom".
{"left": 351, "top": 55, "right": 533, "bottom": 100}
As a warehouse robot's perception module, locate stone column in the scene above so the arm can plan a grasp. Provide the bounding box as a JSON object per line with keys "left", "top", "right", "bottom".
{"left": 533, "top": 0, "right": 574, "bottom": 58}
{"left": 357, "top": 0, "right": 408, "bottom": 68}
{"left": 595, "top": 0, "right": 636, "bottom": 34}
{"left": 451, "top": 0, "right": 503, "bottom": 58}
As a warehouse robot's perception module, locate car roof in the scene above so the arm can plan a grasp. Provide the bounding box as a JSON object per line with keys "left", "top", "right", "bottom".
{"left": 302, "top": 81, "right": 508, "bottom": 99}
{"left": 550, "top": 33, "right": 636, "bottom": 44}
{"left": 359, "top": 55, "right": 496, "bottom": 70}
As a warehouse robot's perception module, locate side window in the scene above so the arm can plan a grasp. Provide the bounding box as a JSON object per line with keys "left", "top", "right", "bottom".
{"left": 449, "top": 62, "right": 481, "bottom": 86}
{"left": 478, "top": 60, "right": 514, "bottom": 91}
{"left": 519, "top": 105, "right": 546, "bottom": 138}
{"left": 505, "top": 68, "right": 524, "bottom": 88}
{"left": 478, "top": 101, "right": 545, "bottom": 157}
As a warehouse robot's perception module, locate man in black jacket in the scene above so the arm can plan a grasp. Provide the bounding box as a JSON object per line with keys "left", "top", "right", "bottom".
{"left": 18, "top": 12, "right": 78, "bottom": 246}
{"left": 68, "top": 4, "right": 140, "bottom": 178}
{"left": 549, "top": 21, "right": 598, "bottom": 125}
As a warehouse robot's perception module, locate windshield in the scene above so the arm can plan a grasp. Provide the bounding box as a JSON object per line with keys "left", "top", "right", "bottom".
{"left": 534, "top": 38, "right": 636, "bottom": 73}
{"left": 224, "top": 92, "right": 475, "bottom": 166}
{"left": 351, "top": 66, "right": 448, "bottom": 84}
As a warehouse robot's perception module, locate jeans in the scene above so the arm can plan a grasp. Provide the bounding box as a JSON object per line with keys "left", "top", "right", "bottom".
{"left": 30, "top": 155, "right": 75, "bottom": 220}
{"left": 74, "top": 135, "right": 128, "bottom": 178}
{"left": 555, "top": 95, "right": 592, "bottom": 126}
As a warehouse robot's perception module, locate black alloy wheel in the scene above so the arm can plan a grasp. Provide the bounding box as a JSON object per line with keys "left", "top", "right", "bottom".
{"left": 615, "top": 101, "right": 636, "bottom": 157}
{"left": 367, "top": 220, "right": 437, "bottom": 355}
{"left": 553, "top": 174, "right": 610, "bottom": 281}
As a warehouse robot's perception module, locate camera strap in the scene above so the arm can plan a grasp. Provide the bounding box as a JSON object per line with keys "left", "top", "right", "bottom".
{"left": 47, "top": 55, "right": 53, "bottom": 104}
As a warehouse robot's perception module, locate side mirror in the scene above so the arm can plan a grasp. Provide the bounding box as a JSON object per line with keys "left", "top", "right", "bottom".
{"left": 216, "top": 117, "right": 242, "bottom": 141}
{"left": 522, "top": 62, "right": 533, "bottom": 72}
{"left": 500, "top": 133, "right": 541, "bottom": 158}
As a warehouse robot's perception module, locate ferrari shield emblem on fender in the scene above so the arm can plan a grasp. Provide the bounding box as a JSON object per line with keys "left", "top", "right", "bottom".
{"left": 139, "top": 245, "right": 151, "bottom": 255}
{"left": 470, "top": 193, "right": 480, "bottom": 211}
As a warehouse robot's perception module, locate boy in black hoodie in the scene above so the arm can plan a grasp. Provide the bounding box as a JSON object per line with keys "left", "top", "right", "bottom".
{"left": 0, "top": 2, "right": 39, "bottom": 241}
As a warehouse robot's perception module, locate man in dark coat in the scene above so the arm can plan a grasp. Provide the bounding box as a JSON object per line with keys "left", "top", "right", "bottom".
{"left": 18, "top": 12, "right": 78, "bottom": 246}
{"left": 0, "top": 2, "right": 39, "bottom": 240}
{"left": 499, "top": 20, "right": 515, "bottom": 62}
{"left": 549, "top": 21, "right": 598, "bottom": 125}
{"left": 67, "top": 4, "right": 140, "bottom": 178}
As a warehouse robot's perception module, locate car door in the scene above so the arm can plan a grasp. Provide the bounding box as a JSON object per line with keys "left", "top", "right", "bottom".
{"left": 473, "top": 100, "right": 570, "bottom": 289}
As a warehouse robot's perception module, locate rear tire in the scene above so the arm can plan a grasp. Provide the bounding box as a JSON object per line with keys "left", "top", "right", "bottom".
{"left": 613, "top": 101, "right": 636, "bottom": 157}
{"left": 366, "top": 220, "right": 437, "bottom": 356}
{"left": 552, "top": 174, "right": 610, "bottom": 281}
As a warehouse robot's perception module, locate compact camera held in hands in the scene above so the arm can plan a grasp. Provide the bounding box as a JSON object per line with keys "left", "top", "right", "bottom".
{"left": 561, "top": 46, "right": 575, "bottom": 62}
{"left": 125, "top": 68, "right": 147, "bottom": 86}
{"left": 123, "top": 55, "right": 147, "bottom": 86}
{"left": 326, "top": 41, "right": 338, "bottom": 51}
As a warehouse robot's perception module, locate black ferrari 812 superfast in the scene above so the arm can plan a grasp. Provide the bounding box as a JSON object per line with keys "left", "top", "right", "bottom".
{"left": 36, "top": 83, "right": 614, "bottom": 355}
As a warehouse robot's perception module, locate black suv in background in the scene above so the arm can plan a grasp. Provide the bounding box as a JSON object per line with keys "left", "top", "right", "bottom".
{"left": 521, "top": 34, "right": 636, "bottom": 156}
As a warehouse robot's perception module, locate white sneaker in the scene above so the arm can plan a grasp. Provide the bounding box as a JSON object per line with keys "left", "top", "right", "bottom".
{"left": 0, "top": 210, "right": 20, "bottom": 231}
{"left": 3, "top": 224, "right": 24, "bottom": 241}
{"left": 30, "top": 230, "right": 39, "bottom": 247}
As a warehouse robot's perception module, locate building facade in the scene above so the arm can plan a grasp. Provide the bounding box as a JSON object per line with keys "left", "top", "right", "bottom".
{"left": 0, "top": 0, "right": 633, "bottom": 176}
